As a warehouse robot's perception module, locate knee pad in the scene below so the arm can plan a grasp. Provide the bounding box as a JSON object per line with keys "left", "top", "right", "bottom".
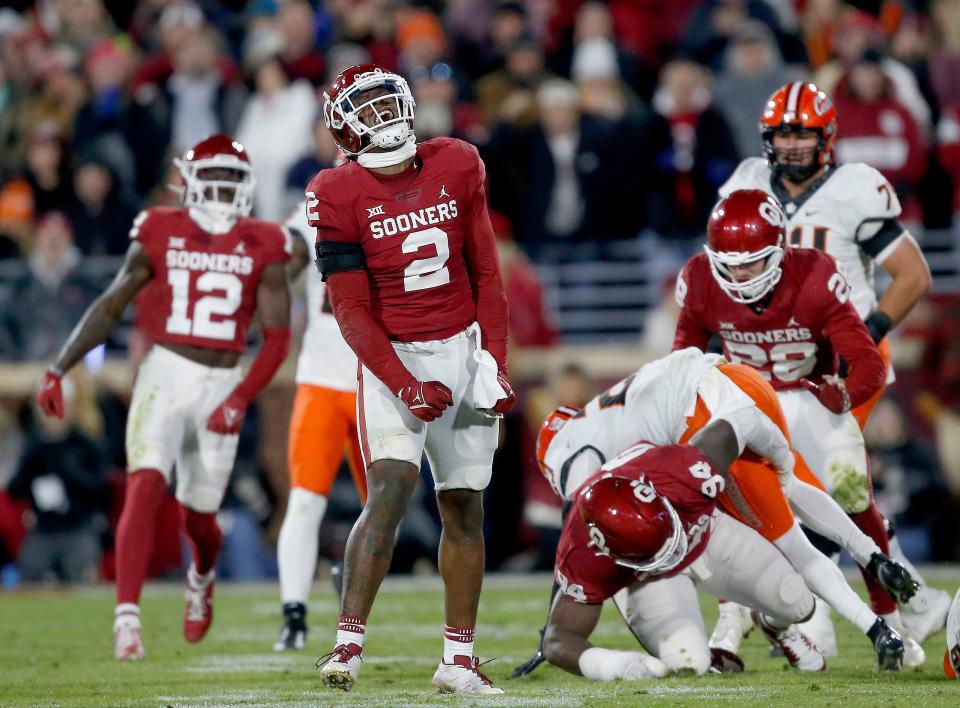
{"left": 777, "top": 571, "right": 815, "bottom": 622}
{"left": 827, "top": 456, "right": 870, "bottom": 513}
{"left": 656, "top": 624, "right": 711, "bottom": 675}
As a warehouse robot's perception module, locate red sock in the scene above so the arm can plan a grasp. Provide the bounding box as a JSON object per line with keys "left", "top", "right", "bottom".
{"left": 852, "top": 499, "right": 896, "bottom": 614}
{"left": 180, "top": 506, "right": 223, "bottom": 576}
{"left": 116, "top": 469, "right": 167, "bottom": 605}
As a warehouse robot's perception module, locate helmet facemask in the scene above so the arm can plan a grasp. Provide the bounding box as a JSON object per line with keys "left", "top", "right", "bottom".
{"left": 605, "top": 498, "right": 689, "bottom": 574}
{"left": 763, "top": 125, "right": 830, "bottom": 183}
{"left": 325, "top": 69, "right": 416, "bottom": 158}
{"left": 704, "top": 241, "right": 784, "bottom": 304}
{"left": 177, "top": 156, "right": 255, "bottom": 231}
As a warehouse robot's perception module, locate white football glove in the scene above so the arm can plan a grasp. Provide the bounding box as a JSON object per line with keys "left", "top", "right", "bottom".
{"left": 621, "top": 653, "right": 668, "bottom": 680}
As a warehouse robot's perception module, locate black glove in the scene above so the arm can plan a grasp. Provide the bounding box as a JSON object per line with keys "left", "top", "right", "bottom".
{"left": 864, "top": 311, "right": 892, "bottom": 344}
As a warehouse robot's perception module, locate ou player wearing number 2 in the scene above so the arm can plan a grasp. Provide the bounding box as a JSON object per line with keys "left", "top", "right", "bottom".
{"left": 715, "top": 80, "right": 946, "bottom": 655}
{"left": 307, "top": 65, "right": 515, "bottom": 694}
{"left": 34, "top": 134, "right": 292, "bottom": 660}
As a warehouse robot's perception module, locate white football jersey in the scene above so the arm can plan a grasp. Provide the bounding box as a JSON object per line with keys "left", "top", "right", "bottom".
{"left": 543, "top": 348, "right": 757, "bottom": 500}
{"left": 286, "top": 203, "right": 357, "bottom": 392}
{"left": 719, "top": 158, "right": 904, "bottom": 320}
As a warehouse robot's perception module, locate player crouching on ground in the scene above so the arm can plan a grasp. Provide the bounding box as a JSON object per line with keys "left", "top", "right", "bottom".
{"left": 544, "top": 436, "right": 825, "bottom": 680}
{"left": 35, "top": 135, "right": 292, "bottom": 660}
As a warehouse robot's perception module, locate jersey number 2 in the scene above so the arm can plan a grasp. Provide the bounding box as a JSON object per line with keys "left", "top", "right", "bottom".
{"left": 166, "top": 270, "right": 242, "bottom": 340}
{"left": 402, "top": 227, "right": 450, "bottom": 292}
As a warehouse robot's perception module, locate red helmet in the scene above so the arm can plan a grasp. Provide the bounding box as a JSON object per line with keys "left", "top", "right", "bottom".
{"left": 176, "top": 134, "right": 255, "bottom": 228}
{"left": 579, "top": 474, "right": 687, "bottom": 574}
{"left": 536, "top": 406, "right": 580, "bottom": 496}
{"left": 322, "top": 63, "right": 416, "bottom": 158}
{"left": 760, "top": 81, "right": 837, "bottom": 182}
{"left": 705, "top": 189, "right": 786, "bottom": 304}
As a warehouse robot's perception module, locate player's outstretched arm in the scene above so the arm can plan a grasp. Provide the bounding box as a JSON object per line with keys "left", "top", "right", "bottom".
{"left": 874, "top": 234, "right": 931, "bottom": 334}
{"left": 207, "top": 262, "right": 291, "bottom": 435}
{"left": 544, "top": 596, "right": 666, "bottom": 680}
{"left": 36, "top": 241, "right": 152, "bottom": 417}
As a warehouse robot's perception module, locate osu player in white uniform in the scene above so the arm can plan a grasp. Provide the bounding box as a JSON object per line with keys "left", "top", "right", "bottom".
{"left": 536, "top": 348, "right": 913, "bottom": 671}
{"left": 35, "top": 135, "right": 292, "bottom": 660}
{"left": 273, "top": 202, "right": 365, "bottom": 651}
{"left": 309, "top": 65, "right": 515, "bottom": 694}
{"left": 716, "top": 81, "right": 946, "bottom": 649}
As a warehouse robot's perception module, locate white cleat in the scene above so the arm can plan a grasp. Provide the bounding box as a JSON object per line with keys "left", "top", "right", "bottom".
{"left": 709, "top": 602, "right": 754, "bottom": 654}
{"left": 798, "top": 599, "right": 838, "bottom": 658}
{"left": 902, "top": 637, "right": 926, "bottom": 668}
{"left": 114, "top": 616, "right": 145, "bottom": 661}
{"left": 432, "top": 655, "right": 504, "bottom": 695}
{"left": 901, "top": 586, "right": 951, "bottom": 643}
{"left": 317, "top": 643, "right": 362, "bottom": 691}
{"left": 753, "top": 612, "right": 826, "bottom": 672}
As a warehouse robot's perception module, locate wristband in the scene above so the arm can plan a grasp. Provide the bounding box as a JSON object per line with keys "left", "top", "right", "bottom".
{"left": 864, "top": 311, "right": 892, "bottom": 344}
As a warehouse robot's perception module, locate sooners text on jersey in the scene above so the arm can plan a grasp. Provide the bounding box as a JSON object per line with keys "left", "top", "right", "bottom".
{"left": 305, "top": 137, "right": 492, "bottom": 339}
{"left": 555, "top": 443, "right": 720, "bottom": 604}
{"left": 131, "top": 207, "right": 290, "bottom": 352}
{"left": 675, "top": 248, "right": 865, "bottom": 391}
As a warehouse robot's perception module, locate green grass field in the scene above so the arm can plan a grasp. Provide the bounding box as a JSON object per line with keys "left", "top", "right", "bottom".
{"left": 2, "top": 574, "right": 959, "bottom": 707}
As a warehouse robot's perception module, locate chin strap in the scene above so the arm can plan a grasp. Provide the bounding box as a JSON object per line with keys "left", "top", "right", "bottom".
{"left": 357, "top": 137, "right": 417, "bottom": 169}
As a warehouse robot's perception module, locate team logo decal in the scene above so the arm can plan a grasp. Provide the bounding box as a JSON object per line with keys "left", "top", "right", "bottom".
{"left": 367, "top": 204, "right": 385, "bottom": 218}
{"left": 439, "top": 185, "right": 450, "bottom": 199}
{"left": 168, "top": 237, "right": 186, "bottom": 249}
{"left": 813, "top": 94, "right": 833, "bottom": 116}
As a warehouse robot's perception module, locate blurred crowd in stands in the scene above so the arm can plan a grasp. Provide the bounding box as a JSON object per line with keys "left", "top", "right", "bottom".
{"left": 0, "top": 0, "right": 959, "bottom": 584}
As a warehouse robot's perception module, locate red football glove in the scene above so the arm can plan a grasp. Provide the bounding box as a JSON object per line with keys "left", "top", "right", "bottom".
{"left": 36, "top": 368, "right": 65, "bottom": 418}
{"left": 398, "top": 380, "right": 453, "bottom": 422}
{"left": 492, "top": 371, "right": 517, "bottom": 415}
{"left": 800, "top": 375, "right": 851, "bottom": 415}
{"left": 207, "top": 392, "right": 249, "bottom": 435}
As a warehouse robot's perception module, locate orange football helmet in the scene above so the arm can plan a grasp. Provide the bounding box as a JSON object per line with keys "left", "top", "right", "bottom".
{"left": 760, "top": 81, "right": 837, "bottom": 182}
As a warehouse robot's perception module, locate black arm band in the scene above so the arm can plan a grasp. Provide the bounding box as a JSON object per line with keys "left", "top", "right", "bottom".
{"left": 314, "top": 240, "right": 365, "bottom": 281}
{"left": 860, "top": 218, "right": 904, "bottom": 258}
{"left": 864, "top": 311, "right": 892, "bottom": 344}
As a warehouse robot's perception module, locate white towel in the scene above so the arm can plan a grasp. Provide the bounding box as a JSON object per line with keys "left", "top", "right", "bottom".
{"left": 467, "top": 323, "right": 507, "bottom": 418}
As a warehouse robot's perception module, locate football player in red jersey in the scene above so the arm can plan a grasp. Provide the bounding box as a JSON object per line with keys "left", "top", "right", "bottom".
{"left": 544, "top": 438, "right": 827, "bottom": 679}
{"left": 307, "top": 65, "right": 513, "bottom": 694}
{"left": 674, "top": 189, "right": 924, "bottom": 665}
{"left": 34, "top": 135, "right": 292, "bottom": 661}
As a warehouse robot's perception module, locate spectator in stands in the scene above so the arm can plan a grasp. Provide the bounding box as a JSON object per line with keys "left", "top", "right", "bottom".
{"left": 0, "top": 213, "right": 97, "bottom": 361}
{"left": 832, "top": 49, "right": 927, "bottom": 222}
{"left": 475, "top": 38, "right": 548, "bottom": 128}
{"left": 0, "top": 57, "right": 28, "bottom": 176}
{"left": 64, "top": 156, "right": 136, "bottom": 256}
{"left": 284, "top": 119, "right": 339, "bottom": 215}
{"left": 20, "top": 48, "right": 89, "bottom": 145}
{"left": 448, "top": 0, "right": 528, "bottom": 80}
{"left": 22, "top": 123, "right": 75, "bottom": 217}
{"left": 713, "top": 20, "right": 805, "bottom": 159}
{"left": 936, "top": 103, "right": 960, "bottom": 217}
{"left": 395, "top": 9, "right": 447, "bottom": 77}
{"left": 490, "top": 211, "right": 559, "bottom": 348}
{"left": 237, "top": 46, "right": 315, "bottom": 221}
{"left": 9, "top": 376, "right": 107, "bottom": 583}
{"left": 915, "top": 294, "right": 960, "bottom": 496}
{"left": 51, "top": 0, "right": 116, "bottom": 55}
{"left": 652, "top": 58, "right": 738, "bottom": 239}
{"left": 277, "top": 0, "right": 326, "bottom": 85}
{"left": 0, "top": 179, "right": 33, "bottom": 259}
{"left": 410, "top": 61, "right": 485, "bottom": 144}
{"left": 929, "top": 0, "right": 960, "bottom": 117}
{"left": 143, "top": 26, "right": 248, "bottom": 155}
{"left": 73, "top": 39, "right": 166, "bottom": 198}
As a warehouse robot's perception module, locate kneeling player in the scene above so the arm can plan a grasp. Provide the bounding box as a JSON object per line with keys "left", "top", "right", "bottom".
{"left": 545, "top": 438, "right": 824, "bottom": 679}
{"left": 35, "top": 136, "right": 292, "bottom": 660}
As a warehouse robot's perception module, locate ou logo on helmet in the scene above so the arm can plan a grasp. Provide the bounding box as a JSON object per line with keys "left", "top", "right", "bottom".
{"left": 588, "top": 526, "right": 610, "bottom": 556}
{"left": 758, "top": 200, "right": 785, "bottom": 228}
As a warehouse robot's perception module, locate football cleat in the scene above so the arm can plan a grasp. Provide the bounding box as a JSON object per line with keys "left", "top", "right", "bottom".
{"left": 433, "top": 655, "right": 503, "bottom": 695}
{"left": 900, "top": 585, "right": 951, "bottom": 643}
{"left": 317, "top": 643, "right": 363, "bottom": 691}
{"left": 709, "top": 602, "right": 754, "bottom": 655}
{"left": 867, "top": 617, "right": 904, "bottom": 672}
{"left": 797, "top": 599, "right": 838, "bottom": 658}
{"left": 274, "top": 603, "right": 307, "bottom": 651}
{"left": 183, "top": 568, "right": 215, "bottom": 643}
{"left": 866, "top": 553, "right": 920, "bottom": 605}
{"left": 114, "top": 614, "right": 145, "bottom": 661}
{"left": 753, "top": 612, "right": 826, "bottom": 672}
{"left": 902, "top": 637, "right": 926, "bottom": 668}
{"left": 709, "top": 647, "right": 745, "bottom": 673}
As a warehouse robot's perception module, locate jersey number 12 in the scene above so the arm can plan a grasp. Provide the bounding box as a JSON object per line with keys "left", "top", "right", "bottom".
{"left": 166, "top": 270, "right": 242, "bottom": 340}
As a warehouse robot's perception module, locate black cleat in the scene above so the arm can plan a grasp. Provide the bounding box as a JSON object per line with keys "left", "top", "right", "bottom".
{"left": 867, "top": 552, "right": 920, "bottom": 604}
{"left": 867, "top": 617, "right": 903, "bottom": 672}
{"left": 511, "top": 629, "right": 546, "bottom": 678}
{"left": 274, "top": 602, "right": 307, "bottom": 651}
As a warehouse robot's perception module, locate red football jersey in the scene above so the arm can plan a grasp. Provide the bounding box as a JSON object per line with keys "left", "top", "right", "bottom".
{"left": 674, "top": 248, "right": 882, "bottom": 400}
{"left": 305, "top": 138, "right": 506, "bottom": 346}
{"left": 131, "top": 207, "right": 290, "bottom": 353}
{"left": 554, "top": 443, "right": 718, "bottom": 604}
